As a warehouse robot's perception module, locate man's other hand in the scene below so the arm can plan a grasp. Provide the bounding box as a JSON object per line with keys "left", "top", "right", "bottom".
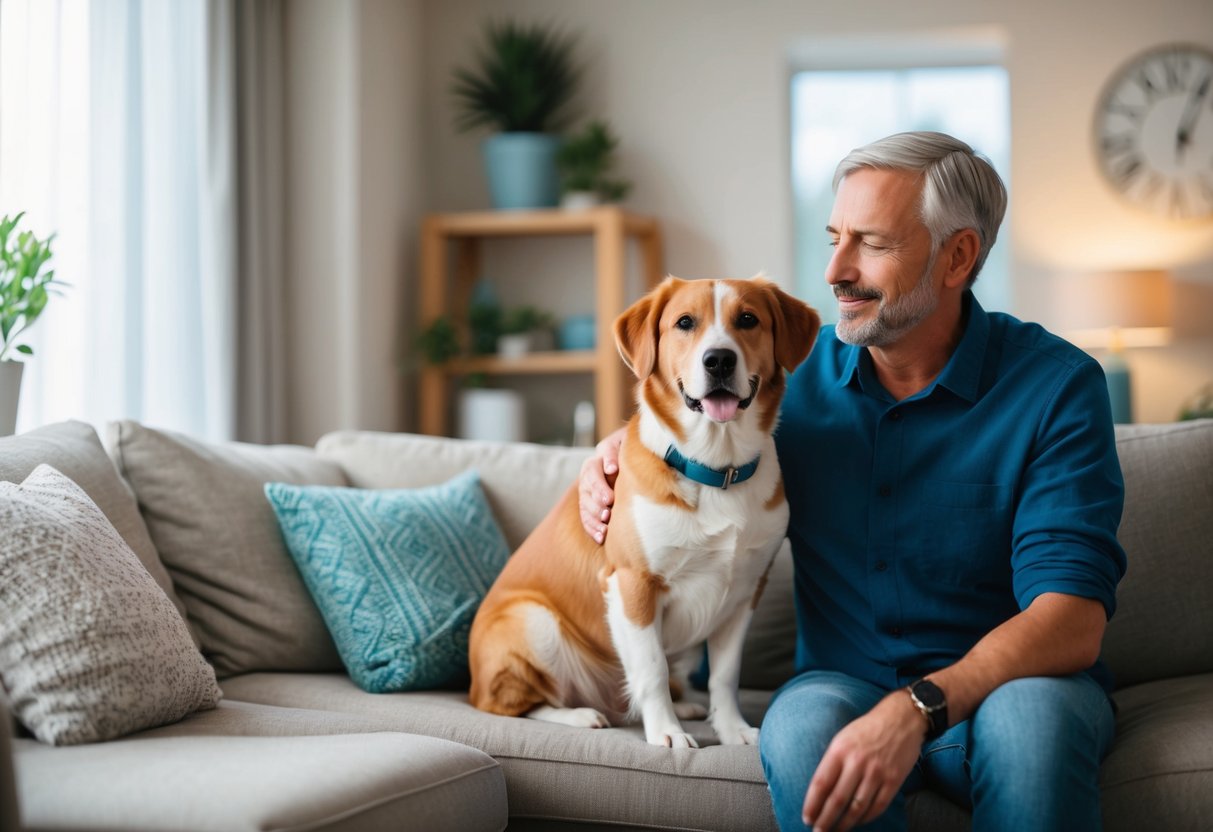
{"left": 578, "top": 427, "right": 624, "bottom": 543}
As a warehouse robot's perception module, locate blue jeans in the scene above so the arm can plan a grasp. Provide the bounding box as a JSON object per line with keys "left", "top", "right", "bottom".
{"left": 759, "top": 670, "right": 1115, "bottom": 831}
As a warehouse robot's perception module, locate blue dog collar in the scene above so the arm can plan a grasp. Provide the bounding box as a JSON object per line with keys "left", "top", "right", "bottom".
{"left": 663, "top": 446, "right": 760, "bottom": 490}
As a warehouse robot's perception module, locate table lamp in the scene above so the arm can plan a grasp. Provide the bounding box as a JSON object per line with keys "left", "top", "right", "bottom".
{"left": 1056, "top": 269, "right": 1172, "bottom": 424}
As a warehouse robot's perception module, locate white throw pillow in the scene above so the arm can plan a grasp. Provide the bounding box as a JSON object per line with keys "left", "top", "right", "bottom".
{"left": 0, "top": 465, "right": 221, "bottom": 745}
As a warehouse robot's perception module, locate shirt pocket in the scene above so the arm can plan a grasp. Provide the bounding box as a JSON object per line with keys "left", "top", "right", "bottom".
{"left": 912, "top": 480, "right": 1013, "bottom": 586}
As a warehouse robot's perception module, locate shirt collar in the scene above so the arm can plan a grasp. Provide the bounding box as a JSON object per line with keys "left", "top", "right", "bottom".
{"left": 834, "top": 291, "right": 990, "bottom": 404}
{"left": 934, "top": 291, "right": 988, "bottom": 403}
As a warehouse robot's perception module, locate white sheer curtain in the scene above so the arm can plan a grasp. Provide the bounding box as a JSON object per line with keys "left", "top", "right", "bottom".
{"left": 0, "top": 0, "right": 236, "bottom": 441}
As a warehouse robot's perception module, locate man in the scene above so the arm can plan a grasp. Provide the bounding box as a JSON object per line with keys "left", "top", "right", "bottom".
{"left": 579, "top": 131, "right": 1126, "bottom": 831}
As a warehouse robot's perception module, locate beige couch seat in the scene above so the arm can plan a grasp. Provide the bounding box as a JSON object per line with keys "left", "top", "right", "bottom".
{"left": 13, "top": 701, "right": 505, "bottom": 832}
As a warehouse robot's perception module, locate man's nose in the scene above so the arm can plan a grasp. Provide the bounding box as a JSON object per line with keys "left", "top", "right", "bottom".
{"left": 825, "top": 242, "right": 858, "bottom": 285}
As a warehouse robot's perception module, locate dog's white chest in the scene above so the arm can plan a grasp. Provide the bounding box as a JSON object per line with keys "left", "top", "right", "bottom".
{"left": 630, "top": 487, "right": 788, "bottom": 653}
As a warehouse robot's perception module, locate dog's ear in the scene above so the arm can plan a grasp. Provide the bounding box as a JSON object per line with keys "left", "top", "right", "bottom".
{"left": 614, "top": 277, "right": 679, "bottom": 379}
{"left": 764, "top": 281, "right": 820, "bottom": 373}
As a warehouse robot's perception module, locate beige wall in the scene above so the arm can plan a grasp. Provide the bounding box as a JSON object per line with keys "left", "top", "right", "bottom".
{"left": 281, "top": 0, "right": 1213, "bottom": 440}
{"left": 284, "top": 0, "right": 422, "bottom": 444}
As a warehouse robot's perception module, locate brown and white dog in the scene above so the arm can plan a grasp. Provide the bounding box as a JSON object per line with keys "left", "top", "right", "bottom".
{"left": 468, "top": 276, "right": 819, "bottom": 747}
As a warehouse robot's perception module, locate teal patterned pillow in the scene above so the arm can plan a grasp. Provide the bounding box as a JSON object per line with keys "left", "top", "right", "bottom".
{"left": 264, "top": 470, "right": 509, "bottom": 693}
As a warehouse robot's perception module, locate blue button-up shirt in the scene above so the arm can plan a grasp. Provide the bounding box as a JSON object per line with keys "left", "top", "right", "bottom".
{"left": 775, "top": 293, "right": 1127, "bottom": 692}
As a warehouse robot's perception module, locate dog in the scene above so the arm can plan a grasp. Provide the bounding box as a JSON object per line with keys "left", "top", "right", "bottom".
{"left": 468, "top": 276, "right": 819, "bottom": 747}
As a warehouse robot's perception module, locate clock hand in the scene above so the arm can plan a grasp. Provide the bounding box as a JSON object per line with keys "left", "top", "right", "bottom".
{"left": 1176, "top": 73, "right": 1211, "bottom": 163}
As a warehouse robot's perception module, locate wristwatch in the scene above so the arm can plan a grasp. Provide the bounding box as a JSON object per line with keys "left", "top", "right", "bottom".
{"left": 907, "top": 678, "right": 948, "bottom": 741}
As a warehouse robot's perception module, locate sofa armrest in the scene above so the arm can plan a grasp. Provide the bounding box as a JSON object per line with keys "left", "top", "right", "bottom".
{"left": 0, "top": 699, "right": 19, "bottom": 832}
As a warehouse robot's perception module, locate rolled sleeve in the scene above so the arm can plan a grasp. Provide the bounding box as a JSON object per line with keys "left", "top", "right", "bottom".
{"left": 1011, "top": 360, "right": 1128, "bottom": 618}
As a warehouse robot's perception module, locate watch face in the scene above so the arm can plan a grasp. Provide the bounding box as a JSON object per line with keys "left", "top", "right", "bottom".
{"left": 1094, "top": 44, "right": 1213, "bottom": 220}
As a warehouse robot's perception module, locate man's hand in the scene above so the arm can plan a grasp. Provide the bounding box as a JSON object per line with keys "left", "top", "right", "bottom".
{"left": 578, "top": 427, "right": 625, "bottom": 543}
{"left": 802, "top": 691, "right": 926, "bottom": 831}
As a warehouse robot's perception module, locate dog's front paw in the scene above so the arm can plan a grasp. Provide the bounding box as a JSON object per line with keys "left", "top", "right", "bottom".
{"left": 712, "top": 715, "right": 760, "bottom": 746}
{"left": 648, "top": 729, "right": 699, "bottom": 749}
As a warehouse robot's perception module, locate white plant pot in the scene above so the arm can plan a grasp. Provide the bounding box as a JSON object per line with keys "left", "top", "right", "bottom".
{"left": 457, "top": 388, "right": 526, "bottom": 443}
{"left": 0, "top": 360, "right": 24, "bottom": 437}
{"left": 497, "top": 330, "right": 555, "bottom": 358}
{"left": 560, "top": 191, "right": 600, "bottom": 212}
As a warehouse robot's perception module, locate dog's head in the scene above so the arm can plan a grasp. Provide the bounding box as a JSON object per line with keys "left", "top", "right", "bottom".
{"left": 614, "top": 276, "right": 820, "bottom": 435}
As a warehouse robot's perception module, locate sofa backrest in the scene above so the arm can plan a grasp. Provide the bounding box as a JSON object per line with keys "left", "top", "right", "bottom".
{"left": 1100, "top": 419, "right": 1213, "bottom": 690}
{"left": 316, "top": 430, "right": 592, "bottom": 551}
{"left": 0, "top": 421, "right": 189, "bottom": 630}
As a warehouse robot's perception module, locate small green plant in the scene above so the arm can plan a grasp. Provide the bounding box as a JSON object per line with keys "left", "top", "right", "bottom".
{"left": 451, "top": 20, "right": 581, "bottom": 134}
{"left": 500, "top": 306, "right": 555, "bottom": 335}
{"left": 1178, "top": 383, "right": 1213, "bottom": 421}
{"left": 0, "top": 212, "right": 59, "bottom": 362}
{"left": 415, "top": 316, "right": 461, "bottom": 366}
{"left": 556, "top": 120, "right": 631, "bottom": 201}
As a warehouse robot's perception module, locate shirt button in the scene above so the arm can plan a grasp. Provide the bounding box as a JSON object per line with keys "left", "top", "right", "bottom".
{"left": 878, "top": 485, "right": 892, "bottom": 497}
{"left": 889, "top": 626, "right": 903, "bottom": 638}
{"left": 889, "top": 411, "right": 902, "bottom": 421}
{"left": 875, "top": 561, "right": 888, "bottom": 572}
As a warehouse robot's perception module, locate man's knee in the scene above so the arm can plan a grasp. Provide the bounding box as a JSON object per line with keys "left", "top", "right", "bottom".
{"left": 759, "top": 672, "right": 883, "bottom": 772}
{"left": 970, "top": 675, "right": 1113, "bottom": 772}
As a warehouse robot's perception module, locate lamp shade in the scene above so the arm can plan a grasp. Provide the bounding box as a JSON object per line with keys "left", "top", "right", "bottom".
{"left": 1056, "top": 269, "right": 1172, "bottom": 348}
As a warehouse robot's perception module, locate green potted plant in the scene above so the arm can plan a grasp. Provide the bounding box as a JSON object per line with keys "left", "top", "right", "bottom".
{"left": 0, "top": 212, "right": 58, "bottom": 436}
{"left": 451, "top": 20, "right": 581, "bottom": 210}
{"left": 497, "top": 305, "right": 555, "bottom": 357}
{"left": 556, "top": 120, "right": 632, "bottom": 210}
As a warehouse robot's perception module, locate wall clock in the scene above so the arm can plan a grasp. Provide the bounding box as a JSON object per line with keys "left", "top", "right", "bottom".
{"left": 1094, "top": 43, "right": 1213, "bottom": 220}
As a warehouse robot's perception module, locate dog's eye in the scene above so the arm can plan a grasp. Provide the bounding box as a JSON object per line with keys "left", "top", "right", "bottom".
{"left": 737, "top": 312, "right": 759, "bottom": 329}
{"left": 675, "top": 315, "right": 695, "bottom": 331}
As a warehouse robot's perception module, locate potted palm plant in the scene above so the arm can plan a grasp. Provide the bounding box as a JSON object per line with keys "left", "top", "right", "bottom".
{"left": 451, "top": 20, "right": 581, "bottom": 210}
{"left": 0, "top": 212, "right": 58, "bottom": 436}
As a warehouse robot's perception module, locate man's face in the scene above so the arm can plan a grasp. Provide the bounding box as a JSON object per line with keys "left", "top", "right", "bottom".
{"left": 825, "top": 168, "right": 940, "bottom": 348}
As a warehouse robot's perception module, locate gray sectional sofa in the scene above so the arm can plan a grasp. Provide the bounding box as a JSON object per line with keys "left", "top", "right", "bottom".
{"left": 1, "top": 417, "right": 1211, "bottom": 831}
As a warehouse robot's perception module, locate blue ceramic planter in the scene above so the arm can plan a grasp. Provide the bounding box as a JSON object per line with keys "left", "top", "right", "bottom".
{"left": 482, "top": 133, "right": 562, "bottom": 210}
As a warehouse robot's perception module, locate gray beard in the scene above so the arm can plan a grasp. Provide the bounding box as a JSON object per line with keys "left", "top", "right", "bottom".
{"left": 835, "top": 249, "right": 939, "bottom": 348}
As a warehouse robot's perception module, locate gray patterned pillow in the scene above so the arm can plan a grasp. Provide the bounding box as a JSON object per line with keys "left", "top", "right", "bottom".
{"left": 0, "top": 465, "right": 221, "bottom": 745}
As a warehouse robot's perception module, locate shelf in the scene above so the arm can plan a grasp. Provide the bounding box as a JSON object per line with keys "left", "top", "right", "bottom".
{"left": 425, "top": 206, "right": 659, "bottom": 239}
{"left": 445, "top": 350, "right": 598, "bottom": 375}
{"left": 417, "top": 207, "right": 663, "bottom": 441}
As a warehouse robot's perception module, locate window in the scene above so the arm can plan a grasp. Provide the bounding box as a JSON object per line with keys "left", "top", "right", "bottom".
{"left": 791, "top": 63, "right": 1011, "bottom": 320}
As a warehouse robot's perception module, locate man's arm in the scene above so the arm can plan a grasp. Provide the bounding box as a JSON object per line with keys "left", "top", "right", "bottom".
{"left": 805, "top": 591, "right": 1107, "bottom": 832}
{"left": 578, "top": 427, "right": 626, "bottom": 543}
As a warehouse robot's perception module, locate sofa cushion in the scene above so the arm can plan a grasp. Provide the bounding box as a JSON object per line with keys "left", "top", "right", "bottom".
{"left": 107, "top": 421, "right": 349, "bottom": 678}
{"left": 13, "top": 714, "right": 507, "bottom": 832}
{"left": 222, "top": 672, "right": 779, "bottom": 831}
{"left": 0, "top": 465, "right": 221, "bottom": 745}
{"left": 1102, "top": 420, "right": 1213, "bottom": 688}
{"left": 1102, "top": 673, "right": 1213, "bottom": 830}
{"left": 315, "top": 431, "right": 590, "bottom": 551}
{"left": 265, "top": 471, "right": 510, "bottom": 692}
{"left": 0, "top": 420, "right": 186, "bottom": 625}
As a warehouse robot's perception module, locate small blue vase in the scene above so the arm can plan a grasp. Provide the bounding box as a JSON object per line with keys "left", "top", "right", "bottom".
{"left": 482, "top": 133, "right": 562, "bottom": 210}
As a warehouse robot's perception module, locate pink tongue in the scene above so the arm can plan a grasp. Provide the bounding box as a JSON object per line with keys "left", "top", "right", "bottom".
{"left": 702, "top": 393, "right": 741, "bottom": 422}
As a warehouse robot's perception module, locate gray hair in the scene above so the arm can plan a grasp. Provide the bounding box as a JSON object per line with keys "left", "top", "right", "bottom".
{"left": 832, "top": 131, "right": 1007, "bottom": 286}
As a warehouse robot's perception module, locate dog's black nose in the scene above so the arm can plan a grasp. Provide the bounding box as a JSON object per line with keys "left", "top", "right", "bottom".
{"left": 702, "top": 348, "right": 737, "bottom": 379}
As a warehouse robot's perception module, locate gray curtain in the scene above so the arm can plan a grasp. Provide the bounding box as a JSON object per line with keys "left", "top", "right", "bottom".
{"left": 232, "top": 0, "right": 288, "bottom": 444}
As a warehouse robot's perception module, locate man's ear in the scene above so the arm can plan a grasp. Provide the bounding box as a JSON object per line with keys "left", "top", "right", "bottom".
{"left": 768, "top": 284, "right": 820, "bottom": 373}
{"left": 614, "top": 277, "right": 679, "bottom": 379}
{"left": 943, "top": 228, "right": 981, "bottom": 289}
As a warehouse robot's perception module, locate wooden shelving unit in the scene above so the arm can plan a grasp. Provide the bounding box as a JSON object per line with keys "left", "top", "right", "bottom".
{"left": 418, "top": 206, "right": 664, "bottom": 441}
